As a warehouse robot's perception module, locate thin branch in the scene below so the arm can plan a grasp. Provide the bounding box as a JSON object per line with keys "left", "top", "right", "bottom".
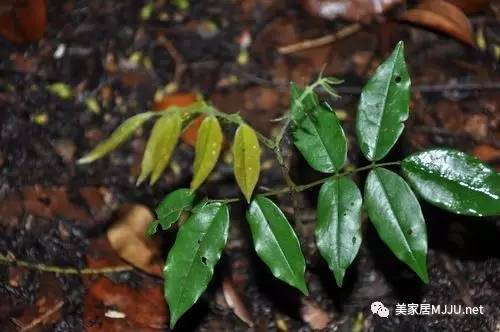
{"left": 278, "top": 24, "right": 362, "bottom": 55}
{"left": 209, "top": 161, "right": 401, "bottom": 203}
{"left": 157, "top": 33, "right": 187, "bottom": 85}
{"left": 16, "top": 301, "right": 64, "bottom": 332}
{"left": 0, "top": 253, "right": 133, "bottom": 274}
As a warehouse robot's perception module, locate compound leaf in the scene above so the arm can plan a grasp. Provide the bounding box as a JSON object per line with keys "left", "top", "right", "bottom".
{"left": 149, "top": 113, "right": 182, "bottom": 185}
{"left": 316, "top": 176, "right": 362, "bottom": 287}
{"left": 293, "top": 104, "right": 347, "bottom": 173}
{"left": 164, "top": 203, "right": 229, "bottom": 328}
{"left": 246, "top": 196, "right": 308, "bottom": 294}
{"left": 356, "top": 41, "right": 410, "bottom": 161}
{"left": 191, "top": 116, "right": 223, "bottom": 190}
{"left": 78, "top": 112, "right": 154, "bottom": 164}
{"left": 365, "top": 168, "right": 428, "bottom": 283}
{"left": 232, "top": 124, "right": 261, "bottom": 202}
{"left": 402, "top": 149, "right": 500, "bottom": 216}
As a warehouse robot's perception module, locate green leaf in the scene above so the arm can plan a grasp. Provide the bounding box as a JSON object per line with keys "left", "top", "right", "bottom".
{"left": 293, "top": 104, "right": 347, "bottom": 173}
{"left": 316, "top": 176, "right": 362, "bottom": 287}
{"left": 155, "top": 188, "right": 196, "bottom": 230}
{"left": 138, "top": 113, "right": 180, "bottom": 184}
{"left": 290, "top": 82, "right": 319, "bottom": 123}
{"left": 146, "top": 220, "right": 160, "bottom": 236}
{"left": 77, "top": 112, "right": 154, "bottom": 164}
{"left": 191, "top": 116, "right": 223, "bottom": 190}
{"left": 165, "top": 202, "right": 229, "bottom": 328}
{"left": 149, "top": 113, "right": 182, "bottom": 185}
{"left": 365, "top": 168, "right": 428, "bottom": 283}
{"left": 246, "top": 196, "right": 308, "bottom": 294}
{"left": 402, "top": 149, "right": 500, "bottom": 216}
{"left": 47, "top": 82, "right": 73, "bottom": 99}
{"left": 232, "top": 124, "right": 261, "bottom": 202}
{"left": 356, "top": 41, "right": 410, "bottom": 161}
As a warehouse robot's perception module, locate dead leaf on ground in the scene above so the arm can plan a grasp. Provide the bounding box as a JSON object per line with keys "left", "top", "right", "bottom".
{"left": 446, "top": 0, "right": 491, "bottom": 14}
{"left": 400, "top": 0, "right": 475, "bottom": 46}
{"left": 0, "top": 0, "right": 46, "bottom": 43}
{"left": 300, "top": 299, "right": 330, "bottom": 330}
{"left": 107, "top": 204, "right": 163, "bottom": 277}
{"left": 84, "top": 276, "right": 167, "bottom": 331}
{"left": 222, "top": 276, "right": 253, "bottom": 327}
{"left": 302, "top": 0, "right": 404, "bottom": 23}
{"left": 10, "top": 273, "right": 64, "bottom": 331}
{"left": 471, "top": 145, "right": 500, "bottom": 163}
{"left": 84, "top": 237, "right": 168, "bottom": 331}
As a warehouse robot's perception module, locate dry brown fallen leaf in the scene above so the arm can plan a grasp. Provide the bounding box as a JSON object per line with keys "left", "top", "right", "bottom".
{"left": 400, "top": 0, "right": 475, "bottom": 46}
{"left": 446, "top": 0, "right": 491, "bottom": 14}
{"left": 302, "top": 0, "right": 404, "bottom": 23}
{"left": 471, "top": 145, "right": 500, "bottom": 163}
{"left": 84, "top": 237, "right": 168, "bottom": 331}
{"left": 222, "top": 276, "right": 254, "bottom": 327}
{"left": 300, "top": 299, "right": 331, "bottom": 330}
{"left": 107, "top": 204, "right": 163, "bottom": 277}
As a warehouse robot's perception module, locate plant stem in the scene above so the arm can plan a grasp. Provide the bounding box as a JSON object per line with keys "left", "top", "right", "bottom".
{"left": 0, "top": 253, "right": 133, "bottom": 274}
{"left": 208, "top": 161, "right": 401, "bottom": 203}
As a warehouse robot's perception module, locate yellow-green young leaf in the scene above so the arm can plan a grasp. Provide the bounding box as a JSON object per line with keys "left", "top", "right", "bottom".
{"left": 138, "top": 113, "right": 182, "bottom": 185}
{"left": 78, "top": 112, "right": 154, "bottom": 164}
{"left": 191, "top": 116, "right": 223, "bottom": 190}
{"left": 232, "top": 124, "right": 261, "bottom": 202}
{"left": 149, "top": 113, "right": 182, "bottom": 185}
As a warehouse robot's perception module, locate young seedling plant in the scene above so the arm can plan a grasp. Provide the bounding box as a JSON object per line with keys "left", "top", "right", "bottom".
{"left": 79, "top": 42, "right": 500, "bottom": 328}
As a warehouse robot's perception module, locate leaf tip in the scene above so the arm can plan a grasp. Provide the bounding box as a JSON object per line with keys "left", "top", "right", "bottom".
{"left": 149, "top": 175, "right": 159, "bottom": 186}
{"left": 299, "top": 283, "right": 309, "bottom": 296}
{"left": 334, "top": 272, "right": 345, "bottom": 288}
{"left": 76, "top": 156, "right": 93, "bottom": 165}
{"left": 417, "top": 265, "right": 429, "bottom": 284}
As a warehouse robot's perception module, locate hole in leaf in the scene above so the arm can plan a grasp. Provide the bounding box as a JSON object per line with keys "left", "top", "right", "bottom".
{"left": 201, "top": 256, "right": 207, "bottom": 265}
{"left": 352, "top": 236, "right": 357, "bottom": 245}
{"left": 407, "top": 228, "right": 413, "bottom": 236}
{"left": 395, "top": 75, "right": 402, "bottom": 83}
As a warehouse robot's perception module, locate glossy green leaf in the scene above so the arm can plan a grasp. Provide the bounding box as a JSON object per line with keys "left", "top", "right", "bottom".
{"left": 293, "top": 104, "right": 347, "bottom": 173}
{"left": 290, "top": 82, "right": 319, "bottom": 123}
{"left": 155, "top": 188, "right": 196, "bottom": 230}
{"left": 164, "top": 203, "right": 229, "bottom": 328}
{"left": 356, "top": 41, "right": 410, "bottom": 161}
{"left": 365, "top": 168, "right": 428, "bottom": 283}
{"left": 77, "top": 112, "right": 154, "bottom": 164}
{"left": 232, "top": 124, "right": 261, "bottom": 202}
{"left": 402, "top": 149, "right": 500, "bottom": 216}
{"left": 246, "top": 196, "right": 308, "bottom": 294}
{"left": 316, "top": 176, "right": 362, "bottom": 287}
{"left": 191, "top": 116, "right": 223, "bottom": 190}
{"left": 149, "top": 113, "right": 182, "bottom": 185}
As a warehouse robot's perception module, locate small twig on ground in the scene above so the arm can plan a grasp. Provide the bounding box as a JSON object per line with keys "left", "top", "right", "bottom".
{"left": 157, "top": 33, "right": 187, "bottom": 85}
{"left": 278, "top": 23, "right": 362, "bottom": 55}
{"left": 15, "top": 300, "right": 64, "bottom": 332}
{"left": 0, "top": 253, "right": 133, "bottom": 274}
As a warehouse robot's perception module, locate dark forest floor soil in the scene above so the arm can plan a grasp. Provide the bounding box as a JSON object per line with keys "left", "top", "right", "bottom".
{"left": 0, "top": 1, "right": 499, "bottom": 331}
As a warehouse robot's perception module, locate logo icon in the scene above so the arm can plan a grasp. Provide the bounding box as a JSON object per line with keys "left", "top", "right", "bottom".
{"left": 371, "top": 301, "right": 390, "bottom": 318}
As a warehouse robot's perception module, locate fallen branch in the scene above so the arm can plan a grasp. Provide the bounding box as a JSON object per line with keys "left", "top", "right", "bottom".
{"left": 16, "top": 301, "right": 64, "bottom": 332}
{"left": 278, "top": 23, "right": 362, "bottom": 55}
{"left": 0, "top": 253, "right": 133, "bottom": 274}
